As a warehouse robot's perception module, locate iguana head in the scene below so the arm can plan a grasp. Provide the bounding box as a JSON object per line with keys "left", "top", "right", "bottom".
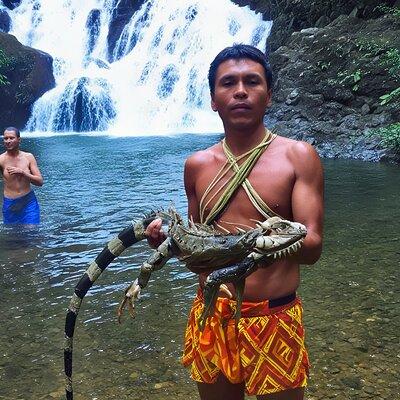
{"left": 254, "top": 216, "right": 307, "bottom": 259}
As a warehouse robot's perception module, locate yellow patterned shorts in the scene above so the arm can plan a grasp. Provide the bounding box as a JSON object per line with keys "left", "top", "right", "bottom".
{"left": 182, "top": 290, "right": 310, "bottom": 395}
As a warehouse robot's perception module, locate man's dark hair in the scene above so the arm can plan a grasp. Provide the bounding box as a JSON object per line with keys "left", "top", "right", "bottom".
{"left": 208, "top": 44, "right": 273, "bottom": 95}
{"left": 4, "top": 127, "right": 20, "bottom": 137}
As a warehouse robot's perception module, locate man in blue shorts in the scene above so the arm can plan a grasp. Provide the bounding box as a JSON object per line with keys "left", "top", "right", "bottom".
{"left": 0, "top": 127, "right": 44, "bottom": 224}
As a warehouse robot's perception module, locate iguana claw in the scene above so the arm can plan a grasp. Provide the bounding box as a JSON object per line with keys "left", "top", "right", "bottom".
{"left": 117, "top": 279, "right": 141, "bottom": 323}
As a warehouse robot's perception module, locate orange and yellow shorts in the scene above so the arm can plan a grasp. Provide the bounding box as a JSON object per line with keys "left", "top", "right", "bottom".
{"left": 182, "top": 290, "right": 310, "bottom": 395}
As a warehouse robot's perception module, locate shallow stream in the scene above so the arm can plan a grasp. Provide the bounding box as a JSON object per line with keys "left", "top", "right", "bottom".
{"left": 0, "top": 134, "right": 398, "bottom": 399}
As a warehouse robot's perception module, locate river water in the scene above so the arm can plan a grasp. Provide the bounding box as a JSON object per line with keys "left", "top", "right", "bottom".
{"left": 0, "top": 134, "right": 399, "bottom": 400}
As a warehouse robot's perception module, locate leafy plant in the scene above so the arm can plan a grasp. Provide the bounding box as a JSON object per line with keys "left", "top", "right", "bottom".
{"left": 336, "top": 69, "right": 362, "bottom": 91}
{"left": 376, "top": 5, "right": 400, "bottom": 18}
{"left": 0, "top": 48, "right": 11, "bottom": 86}
{"left": 379, "top": 87, "right": 400, "bottom": 105}
{"left": 382, "top": 48, "right": 400, "bottom": 76}
{"left": 351, "top": 69, "right": 362, "bottom": 91}
{"left": 354, "top": 28, "right": 400, "bottom": 105}
{"left": 369, "top": 123, "right": 400, "bottom": 153}
{"left": 0, "top": 74, "right": 9, "bottom": 85}
{"left": 379, "top": 49, "right": 400, "bottom": 105}
{"left": 316, "top": 60, "right": 331, "bottom": 71}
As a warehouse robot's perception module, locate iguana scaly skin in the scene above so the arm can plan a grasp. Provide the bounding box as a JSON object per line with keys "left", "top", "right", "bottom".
{"left": 64, "top": 207, "right": 306, "bottom": 399}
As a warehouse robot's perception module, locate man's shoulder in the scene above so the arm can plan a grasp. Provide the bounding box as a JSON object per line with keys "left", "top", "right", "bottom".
{"left": 274, "top": 135, "right": 319, "bottom": 159}
{"left": 20, "top": 151, "right": 35, "bottom": 161}
{"left": 0, "top": 151, "right": 7, "bottom": 165}
{"left": 185, "top": 143, "right": 221, "bottom": 168}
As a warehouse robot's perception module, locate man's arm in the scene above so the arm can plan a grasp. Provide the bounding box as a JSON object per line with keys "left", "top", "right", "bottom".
{"left": 0, "top": 154, "right": 4, "bottom": 178}
{"left": 27, "top": 153, "right": 44, "bottom": 186}
{"left": 184, "top": 154, "right": 201, "bottom": 223}
{"left": 289, "top": 141, "right": 324, "bottom": 265}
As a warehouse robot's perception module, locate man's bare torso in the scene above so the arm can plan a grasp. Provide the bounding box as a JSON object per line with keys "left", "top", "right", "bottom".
{"left": 0, "top": 151, "right": 34, "bottom": 198}
{"left": 188, "top": 135, "right": 301, "bottom": 302}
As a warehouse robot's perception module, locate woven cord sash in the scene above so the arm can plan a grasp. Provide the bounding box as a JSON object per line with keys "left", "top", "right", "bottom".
{"left": 202, "top": 130, "right": 276, "bottom": 225}
{"left": 223, "top": 133, "right": 279, "bottom": 220}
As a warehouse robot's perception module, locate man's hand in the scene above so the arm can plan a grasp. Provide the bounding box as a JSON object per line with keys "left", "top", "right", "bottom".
{"left": 6, "top": 166, "right": 25, "bottom": 175}
{"left": 145, "top": 218, "right": 167, "bottom": 248}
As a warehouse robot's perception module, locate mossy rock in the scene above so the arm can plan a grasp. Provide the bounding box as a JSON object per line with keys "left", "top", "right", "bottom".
{"left": 0, "top": 32, "right": 55, "bottom": 131}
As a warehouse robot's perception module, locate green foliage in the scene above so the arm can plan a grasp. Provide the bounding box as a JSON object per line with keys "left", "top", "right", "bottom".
{"left": 382, "top": 48, "right": 400, "bottom": 77}
{"left": 379, "top": 87, "right": 400, "bottom": 105}
{"left": 0, "top": 75, "right": 8, "bottom": 85}
{"left": 354, "top": 39, "right": 384, "bottom": 58}
{"left": 316, "top": 60, "right": 331, "bottom": 71}
{"left": 351, "top": 69, "right": 362, "bottom": 91}
{"left": 376, "top": 5, "right": 400, "bottom": 18}
{"left": 354, "top": 26, "right": 400, "bottom": 106}
{"left": 0, "top": 48, "right": 11, "bottom": 86}
{"left": 335, "top": 69, "right": 362, "bottom": 91}
{"left": 369, "top": 123, "right": 400, "bottom": 153}
{"left": 379, "top": 49, "right": 400, "bottom": 105}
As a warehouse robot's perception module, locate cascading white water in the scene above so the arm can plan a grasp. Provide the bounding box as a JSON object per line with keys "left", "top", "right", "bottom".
{"left": 8, "top": 0, "right": 272, "bottom": 135}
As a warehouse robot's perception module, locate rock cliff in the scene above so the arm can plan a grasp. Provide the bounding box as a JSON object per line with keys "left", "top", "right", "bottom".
{"left": 233, "top": 0, "right": 400, "bottom": 162}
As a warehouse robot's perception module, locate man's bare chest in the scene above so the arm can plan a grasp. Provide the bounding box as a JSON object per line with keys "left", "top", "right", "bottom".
{"left": 196, "top": 158, "right": 296, "bottom": 221}
{"left": 6, "top": 156, "right": 28, "bottom": 167}
{"left": 3, "top": 158, "right": 29, "bottom": 177}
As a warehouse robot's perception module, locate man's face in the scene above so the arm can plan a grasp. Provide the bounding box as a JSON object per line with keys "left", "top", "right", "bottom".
{"left": 3, "top": 130, "right": 20, "bottom": 151}
{"left": 211, "top": 58, "right": 272, "bottom": 130}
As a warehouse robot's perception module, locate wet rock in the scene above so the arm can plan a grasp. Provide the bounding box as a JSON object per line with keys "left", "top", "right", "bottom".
{"left": 364, "top": 386, "right": 376, "bottom": 394}
{"left": 106, "top": 0, "right": 147, "bottom": 62}
{"left": 315, "top": 15, "right": 330, "bottom": 28}
{"left": 0, "top": 8, "right": 11, "bottom": 32}
{"left": 2, "top": 0, "right": 21, "bottom": 10}
{"left": 361, "top": 103, "right": 371, "bottom": 115}
{"left": 300, "top": 27, "right": 320, "bottom": 36}
{"left": 0, "top": 32, "right": 55, "bottom": 130}
{"left": 285, "top": 89, "right": 300, "bottom": 105}
{"left": 154, "top": 381, "right": 174, "bottom": 389}
{"left": 85, "top": 9, "right": 101, "bottom": 56}
{"left": 321, "top": 87, "right": 354, "bottom": 104}
{"left": 341, "top": 375, "right": 362, "bottom": 390}
{"left": 349, "top": 7, "right": 360, "bottom": 18}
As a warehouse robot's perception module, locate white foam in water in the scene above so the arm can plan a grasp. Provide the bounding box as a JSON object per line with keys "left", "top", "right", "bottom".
{"left": 8, "top": 0, "right": 272, "bottom": 136}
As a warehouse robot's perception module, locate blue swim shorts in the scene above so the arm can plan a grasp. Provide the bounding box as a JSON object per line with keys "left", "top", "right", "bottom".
{"left": 2, "top": 191, "right": 40, "bottom": 224}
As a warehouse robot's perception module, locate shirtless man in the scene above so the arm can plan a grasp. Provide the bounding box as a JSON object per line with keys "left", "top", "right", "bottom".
{"left": 0, "top": 127, "right": 43, "bottom": 224}
{"left": 147, "top": 44, "right": 324, "bottom": 400}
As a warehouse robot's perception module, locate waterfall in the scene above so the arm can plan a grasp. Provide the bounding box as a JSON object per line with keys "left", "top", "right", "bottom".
{"left": 7, "top": 0, "right": 272, "bottom": 135}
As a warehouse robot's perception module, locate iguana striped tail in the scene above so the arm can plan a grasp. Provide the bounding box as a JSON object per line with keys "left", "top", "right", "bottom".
{"left": 64, "top": 221, "right": 148, "bottom": 400}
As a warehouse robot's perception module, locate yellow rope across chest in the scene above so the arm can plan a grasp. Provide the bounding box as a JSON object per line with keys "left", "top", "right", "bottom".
{"left": 199, "top": 129, "right": 279, "bottom": 226}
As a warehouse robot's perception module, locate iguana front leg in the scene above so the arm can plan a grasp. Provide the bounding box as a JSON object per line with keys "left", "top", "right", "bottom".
{"left": 117, "top": 237, "right": 174, "bottom": 323}
{"left": 199, "top": 255, "right": 260, "bottom": 331}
